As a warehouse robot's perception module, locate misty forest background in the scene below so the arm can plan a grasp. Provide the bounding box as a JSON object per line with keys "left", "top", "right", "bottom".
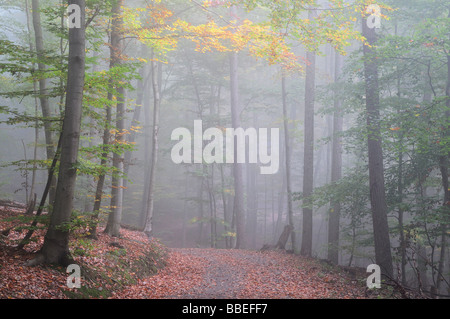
{"left": 0, "top": 0, "right": 449, "bottom": 297}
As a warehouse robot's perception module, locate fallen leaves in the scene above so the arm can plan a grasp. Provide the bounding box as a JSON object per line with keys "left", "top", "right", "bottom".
{"left": 113, "top": 248, "right": 368, "bottom": 299}
{"left": 0, "top": 206, "right": 167, "bottom": 299}
{"left": 2, "top": 206, "right": 368, "bottom": 299}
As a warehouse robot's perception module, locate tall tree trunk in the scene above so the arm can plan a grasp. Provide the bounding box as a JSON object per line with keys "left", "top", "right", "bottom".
{"left": 207, "top": 166, "right": 217, "bottom": 248}
{"left": 282, "top": 73, "right": 295, "bottom": 251}
{"left": 437, "top": 35, "right": 450, "bottom": 294}
{"left": 245, "top": 111, "right": 258, "bottom": 249}
{"left": 275, "top": 138, "right": 286, "bottom": 239}
{"left": 230, "top": 51, "right": 246, "bottom": 249}
{"left": 182, "top": 168, "right": 189, "bottom": 248}
{"left": 104, "top": 0, "right": 125, "bottom": 237}
{"left": 140, "top": 76, "right": 152, "bottom": 227}
{"left": 27, "top": 0, "right": 86, "bottom": 266}
{"left": 104, "top": 86, "right": 125, "bottom": 237}
{"left": 25, "top": 0, "right": 39, "bottom": 206}
{"left": 416, "top": 244, "right": 429, "bottom": 291}
{"left": 82, "top": 52, "right": 99, "bottom": 215}
{"left": 197, "top": 174, "right": 205, "bottom": 246}
{"left": 300, "top": 11, "right": 316, "bottom": 257}
{"left": 31, "top": 0, "right": 56, "bottom": 207}
{"left": 362, "top": 17, "right": 394, "bottom": 278}
{"left": 143, "top": 56, "right": 162, "bottom": 238}
{"left": 123, "top": 66, "right": 146, "bottom": 194}
{"left": 88, "top": 79, "right": 112, "bottom": 239}
{"left": 327, "top": 51, "right": 343, "bottom": 265}
{"left": 229, "top": 6, "right": 245, "bottom": 249}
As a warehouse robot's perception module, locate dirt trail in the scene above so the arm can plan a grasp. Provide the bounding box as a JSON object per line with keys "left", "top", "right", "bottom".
{"left": 168, "top": 248, "right": 262, "bottom": 299}
{"left": 117, "top": 248, "right": 366, "bottom": 299}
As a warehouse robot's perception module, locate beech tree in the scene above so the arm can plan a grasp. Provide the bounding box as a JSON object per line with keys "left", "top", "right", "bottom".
{"left": 31, "top": 0, "right": 56, "bottom": 207}
{"left": 27, "top": 0, "right": 86, "bottom": 266}
{"left": 327, "top": 52, "right": 343, "bottom": 265}
{"left": 362, "top": 16, "right": 393, "bottom": 277}
{"left": 143, "top": 55, "right": 162, "bottom": 239}
{"left": 104, "top": 0, "right": 126, "bottom": 237}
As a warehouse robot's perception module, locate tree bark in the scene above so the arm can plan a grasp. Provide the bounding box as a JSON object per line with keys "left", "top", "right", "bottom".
{"left": 301, "top": 11, "right": 316, "bottom": 257}
{"left": 123, "top": 66, "right": 146, "bottom": 193}
{"left": 436, "top": 37, "right": 450, "bottom": 294}
{"left": 143, "top": 56, "right": 162, "bottom": 238}
{"left": 27, "top": 0, "right": 86, "bottom": 266}
{"left": 25, "top": 0, "right": 39, "bottom": 206}
{"left": 282, "top": 74, "right": 295, "bottom": 251}
{"left": 104, "top": 0, "right": 125, "bottom": 237}
{"left": 229, "top": 6, "right": 246, "bottom": 249}
{"left": 104, "top": 87, "right": 125, "bottom": 236}
{"left": 362, "top": 17, "right": 394, "bottom": 278}
{"left": 88, "top": 81, "right": 112, "bottom": 239}
{"left": 31, "top": 0, "right": 56, "bottom": 207}
{"left": 140, "top": 75, "right": 152, "bottom": 227}
{"left": 327, "top": 51, "right": 343, "bottom": 265}
{"left": 230, "top": 49, "right": 246, "bottom": 249}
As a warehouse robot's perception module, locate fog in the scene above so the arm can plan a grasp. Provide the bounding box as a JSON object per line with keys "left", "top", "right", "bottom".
{"left": 0, "top": 0, "right": 449, "bottom": 298}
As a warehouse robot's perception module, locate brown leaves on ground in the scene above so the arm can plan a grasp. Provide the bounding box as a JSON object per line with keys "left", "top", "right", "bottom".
{"left": 0, "top": 205, "right": 166, "bottom": 299}
{"left": 111, "top": 250, "right": 205, "bottom": 299}
{"left": 2, "top": 206, "right": 368, "bottom": 299}
{"left": 114, "top": 248, "right": 368, "bottom": 299}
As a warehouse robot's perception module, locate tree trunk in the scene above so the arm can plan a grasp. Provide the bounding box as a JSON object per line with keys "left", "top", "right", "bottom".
{"left": 140, "top": 75, "right": 152, "bottom": 227}
{"left": 25, "top": 0, "right": 39, "bottom": 206}
{"left": 276, "top": 225, "right": 294, "bottom": 250}
{"left": 417, "top": 244, "right": 430, "bottom": 291}
{"left": 104, "top": 0, "right": 126, "bottom": 237}
{"left": 437, "top": 44, "right": 450, "bottom": 294}
{"left": 261, "top": 224, "right": 293, "bottom": 251}
{"left": 229, "top": 7, "right": 246, "bottom": 248}
{"left": 143, "top": 56, "right": 162, "bottom": 238}
{"left": 245, "top": 110, "right": 258, "bottom": 249}
{"left": 301, "top": 11, "right": 316, "bottom": 257}
{"left": 88, "top": 78, "right": 113, "bottom": 239}
{"left": 123, "top": 66, "right": 146, "bottom": 193}
{"left": 327, "top": 51, "right": 343, "bottom": 265}
{"left": 207, "top": 166, "right": 217, "bottom": 248}
{"left": 220, "top": 164, "right": 231, "bottom": 248}
{"left": 275, "top": 139, "right": 286, "bottom": 239}
{"left": 31, "top": 0, "right": 56, "bottom": 207}
{"left": 362, "top": 18, "right": 393, "bottom": 278}
{"left": 104, "top": 87, "right": 126, "bottom": 237}
{"left": 27, "top": 0, "right": 86, "bottom": 266}
{"left": 282, "top": 74, "right": 295, "bottom": 251}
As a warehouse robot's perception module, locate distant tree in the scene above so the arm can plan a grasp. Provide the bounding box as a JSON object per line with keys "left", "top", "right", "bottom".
{"left": 281, "top": 73, "right": 295, "bottom": 251}
{"left": 143, "top": 54, "right": 162, "bottom": 239}
{"left": 327, "top": 52, "right": 343, "bottom": 265}
{"left": 300, "top": 10, "right": 316, "bottom": 257}
{"left": 31, "top": 0, "right": 56, "bottom": 207}
{"left": 229, "top": 5, "right": 246, "bottom": 249}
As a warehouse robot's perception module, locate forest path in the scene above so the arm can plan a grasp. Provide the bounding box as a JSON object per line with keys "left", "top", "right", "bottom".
{"left": 115, "top": 248, "right": 366, "bottom": 299}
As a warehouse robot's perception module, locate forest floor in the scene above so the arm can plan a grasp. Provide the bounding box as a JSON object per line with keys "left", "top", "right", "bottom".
{"left": 114, "top": 248, "right": 370, "bottom": 299}
{"left": 0, "top": 204, "right": 403, "bottom": 299}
